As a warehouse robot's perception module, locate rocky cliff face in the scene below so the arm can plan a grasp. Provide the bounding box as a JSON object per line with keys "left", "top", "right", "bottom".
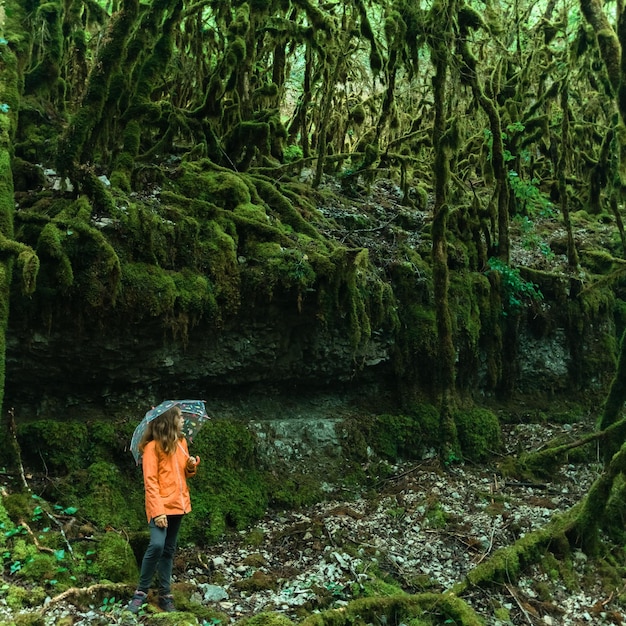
{"left": 5, "top": 294, "right": 396, "bottom": 421}
{"left": 4, "top": 271, "right": 614, "bottom": 425}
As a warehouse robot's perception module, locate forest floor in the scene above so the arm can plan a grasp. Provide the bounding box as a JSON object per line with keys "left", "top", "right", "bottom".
{"left": 14, "top": 419, "right": 624, "bottom": 626}
{"left": 170, "top": 421, "right": 615, "bottom": 626}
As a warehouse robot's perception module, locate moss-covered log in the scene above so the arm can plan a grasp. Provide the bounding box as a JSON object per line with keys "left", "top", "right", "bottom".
{"left": 299, "top": 592, "right": 484, "bottom": 626}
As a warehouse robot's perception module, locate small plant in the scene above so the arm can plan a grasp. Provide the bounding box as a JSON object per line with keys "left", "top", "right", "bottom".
{"left": 486, "top": 257, "right": 543, "bottom": 315}
{"left": 508, "top": 170, "right": 555, "bottom": 218}
{"left": 283, "top": 144, "right": 303, "bottom": 163}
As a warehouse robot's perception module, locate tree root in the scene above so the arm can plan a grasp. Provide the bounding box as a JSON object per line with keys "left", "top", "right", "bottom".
{"left": 40, "top": 582, "right": 131, "bottom": 614}
{"left": 300, "top": 592, "right": 485, "bottom": 626}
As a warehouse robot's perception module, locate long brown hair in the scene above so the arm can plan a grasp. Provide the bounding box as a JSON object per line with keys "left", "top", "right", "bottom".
{"left": 139, "top": 406, "right": 182, "bottom": 456}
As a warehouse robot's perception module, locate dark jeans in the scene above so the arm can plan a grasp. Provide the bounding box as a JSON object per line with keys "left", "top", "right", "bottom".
{"left": 137, "top": 514, "right": 183, "bottom": 596}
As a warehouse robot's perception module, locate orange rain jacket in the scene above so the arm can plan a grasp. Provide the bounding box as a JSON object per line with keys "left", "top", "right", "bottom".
{"left": 142, "top": 438, "right": 197, "bottom": 522}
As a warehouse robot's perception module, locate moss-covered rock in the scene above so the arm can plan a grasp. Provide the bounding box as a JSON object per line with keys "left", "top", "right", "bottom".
{"left": 182, "top": 420, "right": 268, "bottom": 544}
{"left": 176, "top": 162, "right": 252, "bottom": 211}
{"left": 454, "top": 407, "right": 502, "bottom": 462}
{"left": 92, "top": 530, "right": 139, "bottom": 583}
{"left": 236, "top": 612, "right": 296, "bottom": 626}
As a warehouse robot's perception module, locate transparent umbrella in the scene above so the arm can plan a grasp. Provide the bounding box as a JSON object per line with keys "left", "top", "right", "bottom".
{"left": 130, "top": 399, "right": 209, "bottom": 464}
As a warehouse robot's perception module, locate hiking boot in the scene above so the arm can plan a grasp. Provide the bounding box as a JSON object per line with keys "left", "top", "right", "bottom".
{"left": 126, "top": 590, "right": 147, "bottom": 614}
{"left": 158, "top": 594, "right": 176, "bottom": 612}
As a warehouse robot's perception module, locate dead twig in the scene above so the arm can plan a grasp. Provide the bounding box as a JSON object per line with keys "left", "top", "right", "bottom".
{"left": 20, "top": 522, "right": 54, "bottom": 554}
{"left": 505, "top": 583, "right": 537, "bottom": 625}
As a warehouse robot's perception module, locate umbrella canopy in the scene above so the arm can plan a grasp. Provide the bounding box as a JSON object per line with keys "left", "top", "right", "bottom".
{"left": 130, "top": 399, "right": 209, "bottom": 464}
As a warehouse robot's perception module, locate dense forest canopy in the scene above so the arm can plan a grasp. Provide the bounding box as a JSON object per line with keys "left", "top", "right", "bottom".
{"left": 9, "top": 0, "right": 625, "bottom": 216}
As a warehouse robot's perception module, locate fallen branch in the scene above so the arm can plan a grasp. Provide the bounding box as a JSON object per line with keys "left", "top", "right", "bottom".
{"left": 42, "top": 508, "right": 75, "bottom": 558}
{"left": 41, "top": 582, "right": 130, "bottom": 613}
{"left": 7, "top": 407, "right": 29, "bottom": 491}
{"left": 517, "top": 418, "right": 622, "bottom": 478}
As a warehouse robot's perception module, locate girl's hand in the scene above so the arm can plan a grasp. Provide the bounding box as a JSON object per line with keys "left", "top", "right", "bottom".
{"left": 154, "top": 514, "right": 168, "bottom": 528}
{"left": 186, "top": 456, "right": 200, "bottom": 471}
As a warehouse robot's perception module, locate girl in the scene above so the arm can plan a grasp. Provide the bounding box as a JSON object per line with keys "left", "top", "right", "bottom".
{"left": 127, "top": 405, "right": 200, "bottom": 614}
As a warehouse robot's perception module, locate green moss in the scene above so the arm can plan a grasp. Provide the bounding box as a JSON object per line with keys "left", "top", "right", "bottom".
{"left": 182, "top": 420, "right": 268, "bottom": 544}
{"left": 120, "top": 262, "right": 177, "bottom": 318}
{"left": 251, "top": 176, "right": 321, "bottom": 239}
{"left": 4, "top": 584, "right": 46, "bottom": 610}
{"left": 237, "top": 613, "right": 295, "bottom": 626}
{"left": 234, "top": 570, "right": 279, "bottom": 592}
{"left": 424, "top": 500, "right": 448, "bottom": 528}
{"left": 361, "top": 577, "right": 405, "bottom": 597}
{"left": 265, "top": 471, "right": 323, "bottom": 508}
{"left": 172, "top": 270, "right": 218, "bottom": 321}
{"left": 18, "top": 552, "right": 60, "bottom": 583}
{"left": 601, "top": 473, "right": 626, "bottom": 543}
{"left": 243, "top": 241, "right": 317, "bottom": 297}
{"left": 201, "top": 220, "right": 240, "bottom": 314}
{"left": 18, "top": 419, "right": 89, "bottom": 473}
{"left": 3, "top": 492, "right": 34, "bottom": 524}
{"left": 92, "top": 530, "right": 139, "bottom": 583}
{"left": 74, "top": 461, "right": 145, "bottom": 530}
{"left": 454, "top": 407, "right": 502, "bottom": 462}
{"left": 234, "top": 202, "right": 270, "bottom": 223}
{"left": 299, "top": 593, "right": 484, "bottom": 626}
{"left": 5, "top": 614, "right": 46, "bottom": 626}
{"left": 370, "top": 412, "right": 434, "bottom": 460}
{"left": 0, "top": 493, "right": 14, "bottom": 541}
{"left": 176, "top": 162, "right": 251, "bottom": 210}
{"left": 36, "top": 222, "right": 73, "bottom": 288}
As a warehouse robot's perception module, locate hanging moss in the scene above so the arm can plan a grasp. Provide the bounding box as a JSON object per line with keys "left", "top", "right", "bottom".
{"left": 36, "top": 222, "right": 74, "bottom": 288}
{"left": 172, "top": 269, "right": 217, "bottom": 320}
{"left": 242, "top": 240, "right": 317, "bottom": 299}
{"left": 24, "top": 2, "right": 63, "bottom": 95}
{"left": 457, "top": 4, "right": 484, "bottom": 31}
{"left": 200, "top": 219, "right": 241, "bottom": 315}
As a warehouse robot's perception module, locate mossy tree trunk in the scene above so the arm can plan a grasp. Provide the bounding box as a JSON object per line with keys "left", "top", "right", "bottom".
{"left": 599, "top": 329, "right": 626, "bottom": 460}
{"left": 0, "top": 3, "right": 39, "bottom": 473}
{"left": 429, "top": 1, "right": 460, "bottom": 461}
{"left": 457, "top": 12, "right": 510, "bottom": 263}
{"left": 557, "top": 83, "right": 579, "bottom": 271}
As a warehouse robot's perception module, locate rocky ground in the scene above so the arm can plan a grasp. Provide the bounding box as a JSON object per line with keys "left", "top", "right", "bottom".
{"left": 12, "top": 420, "right": 626, "bottom": 626}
